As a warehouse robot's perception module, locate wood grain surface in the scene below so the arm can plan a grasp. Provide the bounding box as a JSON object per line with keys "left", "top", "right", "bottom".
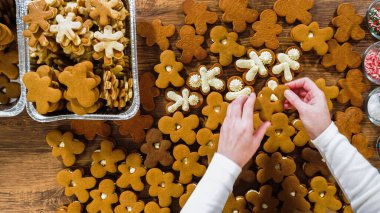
{"left": 1, "top": 0, "right": 380, "bottom": 212}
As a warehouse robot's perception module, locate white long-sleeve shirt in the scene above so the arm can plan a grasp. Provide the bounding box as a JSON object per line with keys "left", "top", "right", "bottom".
{"left": 181, "top": 123, "right": 380, "bottom": 213}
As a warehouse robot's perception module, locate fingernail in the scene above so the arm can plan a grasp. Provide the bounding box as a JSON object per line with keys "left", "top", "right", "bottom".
{"left": 284, "top": 90, "right": 292, "bottom": 97}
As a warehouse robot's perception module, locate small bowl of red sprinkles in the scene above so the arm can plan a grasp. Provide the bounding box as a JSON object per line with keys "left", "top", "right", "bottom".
{"left": 363, "top": 41, "right": 380, "bottom": 85}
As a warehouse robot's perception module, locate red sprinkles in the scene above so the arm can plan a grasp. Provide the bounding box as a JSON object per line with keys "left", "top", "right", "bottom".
{"left": 364, "top": 49, "right": 380, "bottom": 82}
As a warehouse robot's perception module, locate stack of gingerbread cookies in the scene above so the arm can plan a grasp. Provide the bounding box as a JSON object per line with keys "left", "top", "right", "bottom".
{"left": 42, "top": 0, "right": 375, "bottom": 212}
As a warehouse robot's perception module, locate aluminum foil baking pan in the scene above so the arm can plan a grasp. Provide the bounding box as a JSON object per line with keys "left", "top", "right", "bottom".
{"left": 16, "top": 0, "right": 140, "bottom": 122}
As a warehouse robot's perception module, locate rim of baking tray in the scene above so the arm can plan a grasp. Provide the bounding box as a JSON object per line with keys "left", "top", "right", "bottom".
{"left": 362, "top": 41, "right": 380, "bottom": 85}
{"left": 17, "top": 0, "right": 140, "bottom": 122}
{"left": 366, "top": 0, "right": 380, "bottom": 40}
{"left": 364, "top": 86, "right": 380, "bottom": 127}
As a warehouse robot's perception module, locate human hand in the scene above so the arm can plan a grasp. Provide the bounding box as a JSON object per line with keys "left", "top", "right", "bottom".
{"left": 284, "top": 78, "right": 332, "bottom": 140}
{"left": 217, "top": 94, "right": 271, "bottom": 168}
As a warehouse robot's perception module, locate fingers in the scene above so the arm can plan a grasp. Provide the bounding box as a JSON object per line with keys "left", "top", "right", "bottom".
{"left": 284, "top": 89, "right": 307, "bottom": 111}
{"left": 286, "top": 78, "right": 320, "bottom": 94}
{"left": 242, "top": 93, "right": 256, "bottom": 122}
{"left": 252, "top": 121, "right": 271, "bottom": 144}
{"left": 228, "top": 95, "right": 248, "bottom": 119}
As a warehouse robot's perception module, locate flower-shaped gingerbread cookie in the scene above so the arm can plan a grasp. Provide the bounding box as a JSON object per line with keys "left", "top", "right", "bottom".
{"left": 173, "top": 144, "right": 206, "bottom": 184}
{"left": 334, "top": 107, "right": 363, "bottom": 141}
{"left": 245, "top": 185, "right": 279, "bottom": 213}
{"left": 274, "top": 0, "right": 314, "bottom": 24}
{"left": 278, "top": 176, "right": 310, "bottom": 213}
{"left": 49, "top": 12, "right": 82, "bottom": 46}
{"left": 196, "top": 128, "right": 219, "bottom": 164}
{"left": 256, "top": 152, "right": 296, "bottom": 184}
{"left": 321, "top": 40, "right": 361, "bottom": 72}
{"left": 315, "top": 78, "right": 339, "bottom": 111}
{"left": 56, "top": 202, "right": 82, "bottom": 213}
{"left": 146, "top": 168, "right": 184, "bottom": 207}
{"left": 56, "top": 169, "right": 96, "bottom": 203}
{"left": 144, "top": 202, "right": 170, "bottom": 213}
{"left": 114, "top": 191, "right": 145, "bottom": 213}
{"left": 23, "top": 0, "right": 57, "bottom": 33}
{"left": 219, "top": 0, "right": 258, "bottom": 33}
{"left": 179, "top": 183, "right": 197, "bottom": 208}
{"left": 71, "top": 120, "right": 112, "bottom": 141}
{"left": 116, "top": 153, "right": 147, "bottom": 191}
{"left": 187, "top": 64, "right": 225, "bottom": 95}
{"left": 0, "top": 74, "right": 20, "bottom": 104}
{"left": 291, "top": 22, "right": 334, "bottom": 56}
{"left": 176, "top": 25, "right": 207, "bottom": 64}
{"left": 86, "top": 179, "right": 118, "bottom": 213}
{"left": 250, "top": 9, "right": 282, "bottom": 50}
{"left": 46, "top": 130, "right": 85, "bottom": 167}
{"left": 292, "top": 119, "right": 310, "bottom": 147}
{"left": 210, "top": 26, "right": 246, "bottom": 66}
{"left": 301, "top": 147, "right": 331, "bottom": 177}
{"left": 139, "top": 72, "right": 160, "bottom": 112}
{"left": 182, "top": 0, "right": 218, "bottom": 35}
{"left": 90, "top": 140, "right": 126, "bottom": 178}
{"left": 158, "top": 111, "right": 199, "bottom": 145}
{"left": 236, "top": 49, "right": 275, "bottom": 85}
{"left": 337, "top": 69, "right": 367, "bottom": 107}
{"left": 114, "top": 110, "right": 154, "bottom": 143}
{"left": 165, "top": 87, "right": 203, "bottom": 114}
{"left": 222, "top": 194, "right": 250, "bottom": 213}
{"left": 202, "top": 92, "right": 229, "bottom": 130}
{"left": 225, "top": 76, "right": 254, "bottom": 102}
{"left": 89, "top": 0, "right": 122, "bottom": 26}
{"left": 332, "top": 3, "right": 365, "bottom": 43}
{"left": 271, "top": 47, "right": 302, "bottom": 82}
{"left": 308, "top": 176, "right": 342, "bottom": 213}
{"left": 137, "top": 19, "right": 175, "bottom": 51}
{"left": 140, "top": 128, "right": 174, "bottom": 168}
{"left": 352, "top": 133, "right": 375, "bottom": 159}
{"left": 154, "top": 50, "right": 185, "bottom": 89}
{"left": 264, "top": 113, "right": 296, "bottom": 153}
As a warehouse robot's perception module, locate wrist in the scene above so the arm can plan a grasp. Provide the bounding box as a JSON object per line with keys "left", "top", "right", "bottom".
{"left": 309, "top": 120, "right": 332, "bottom": 140}
{"left": 216, "top": 152, "right": 244, "bottom": 168}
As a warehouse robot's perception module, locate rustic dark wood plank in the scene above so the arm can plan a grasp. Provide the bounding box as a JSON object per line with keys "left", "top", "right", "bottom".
{"left": 0, "top": 0, "right": 380, "bottom": 212}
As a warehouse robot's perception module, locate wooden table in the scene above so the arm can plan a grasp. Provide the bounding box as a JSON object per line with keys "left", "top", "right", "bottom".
{"left": 1, "top": 0, "right": 380, "bottom": 212}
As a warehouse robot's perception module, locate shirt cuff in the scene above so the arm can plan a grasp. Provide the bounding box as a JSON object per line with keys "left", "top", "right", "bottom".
{"left": 208, "top": 153, "right": 242, "bottom": 182}
{"left": 311, "top": 122, "right": 339, "bottom": 148}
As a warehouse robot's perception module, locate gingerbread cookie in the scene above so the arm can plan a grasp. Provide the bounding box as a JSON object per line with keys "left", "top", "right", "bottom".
{"left": 23, "top": 0, "right": 57, "bottom": 33}
{"left": 245, "top": 185, "right": 279, "bottom": 213}
{"left": 237, "top": 159, "right": 256, "bottom": 184}
{"left": 321, "top": 40, "right": 361, "bottom": 72}
{"left": 256, "top": 152, "right": 296, "bottom": 184}
{"left": 114, "top": 110, "right": 154, "bottom": 143}
{"left": 219, "top": 0, "right": 258, "bottom": 33}
{"left": 140, "top": 128, "right": 174, "bottom": 168}
{"left": 222, "top": 194, "right": 250, "bottom": 213}
{"left": 0, "top": 74, "right": 20, "bottom": 104}
{"left": 254, "top": 81, "right": 288, "bottom": 121}
{"left": 352, "top": 133, "right": 375, "bottom": 159}
{"left": 202, "top": 92, "right": 229, "bottom": 130}
{"left": 146, "top": 168, "right": 184, "bottom": 207}
{"left": 158, "top": 111, "right": 199, "bottom": 145}
{"left": 86, "top": 179, "right": 118, "bottom": 213}
{"left": 144, "top": 202, "right": 170, "bottom": 213}
{"left": 271, "top": 46, "right": 302, "bottom": 82}
{"left": 71, "top": 120, "right": 111, "bottom": 141}
{"left": 236, "top": 49, "right": 275, "bottom": 85}
{"left": 308, "top": 176, "right": 342, "bottom": 213}
{"left": 196, "top": 128, "right": 219, "bottom": 164}
{"left": 291, "top": 22, "right": 334, "bottom": 55}
{"left": 165, "top": 87, "right": 203, "bottom": 114}
{"left": 278, "top": 176, "right": 310, "bottom": 213}
{"left": 302, "top": 147, "right": 331, "bottom": 177}
{"left": 46, "top": 130, "right": 85, "bottom": 167}
{"left": 56, "top": 169, "right": 96, "bottom": 203}
{"left": 250, "top": 9, "right": 282, "bottom": 50}
{"left": 56, "top": 202, "right": 82, "bottom": 213}
{"left": 210, "top": 26, "right": 246, "bottom": 66}
{"left": 137, "top": 19, "right": 175, "bottom": 51}
{"left": 225, "top": 76, "right": 254, "bottom": 102}
{"left": 179, "top": 183, "right": 197, "bottom": 208}
{"left": 187, "top": 64, "right": 225, "bottom": 95}
{"left": 332, "top": 3, "right": 365, "bottom": 43}
{"left": 264, "top": 113, "right": 296, "bottom": 153}
{"left": 49, "top": 12, "right": 82, "bottom": 46}
{"left": 337, "top": 69, "right": 367, "bottom": 107}
{"left": 90, "top": 140, "right": 126, "bottom": 178}
{"left": 172, "top": 144, "right": 206, "bottom": 184}
{"left": 182, "top": 0, "right": 218, "bottom": 35}
{"left": 341, "top": 193, "right": 353, "bottom": 213}
{"left": 116, "top": 153, "right": 146, "bottom": 191}
{"left": 176, "top": 25, "right": 207, "bottom": 64}
{"left": 292, "top": 119, "right": 310, "bottom": 147}
{"left": 334, "top": 107, "right": 363, "bottom": 141}
{"left": 139, "top": 72, "right": 160, "bottom": 112}
{"left": 0, "top": 49, "right": 18, "bottom": 79}
{"left": 114, "top": 191, "right": 145, "bottom": 213}
{"left": 273, "top": 0, "right": 314, "bottom": 24}
{"left": 154, "top": 50, "right": 185, "bottom": 89}
{"left": 89, "top": 0, "right": 123, "bottom": 26}
{"left": 0, "top": 23, "right": 14, "bottom": 50}
{"left": 315, "top": 78, "right": 339, "bottom": 111}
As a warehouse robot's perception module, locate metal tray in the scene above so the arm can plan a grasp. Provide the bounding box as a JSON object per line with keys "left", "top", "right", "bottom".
{"left": 16, "top": 0, "right": 140, "bottom": 122}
